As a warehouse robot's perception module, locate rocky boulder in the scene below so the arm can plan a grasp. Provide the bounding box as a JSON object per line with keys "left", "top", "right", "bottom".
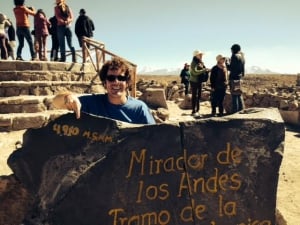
{"left": 5, "top": 108, "right": 284, "bottom": 225}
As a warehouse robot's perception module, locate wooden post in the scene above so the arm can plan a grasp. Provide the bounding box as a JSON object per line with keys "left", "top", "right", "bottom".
{"left": 81, "top": 37, "right": 137, "bottom": 97}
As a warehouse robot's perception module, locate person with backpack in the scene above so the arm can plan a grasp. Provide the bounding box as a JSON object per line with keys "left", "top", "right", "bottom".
{"left": 189, "top": 50, "right": 210, "bottom": 117}
{"left": 227, "top": 44, "right": 245, "bottom": 113}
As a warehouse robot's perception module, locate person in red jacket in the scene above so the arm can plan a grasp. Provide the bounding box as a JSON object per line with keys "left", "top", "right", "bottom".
{"left": 34, "top": 9, "right": 51, "bottom": 61}
{"left": 13, "top": 0, "right": 37, "bottom": 61}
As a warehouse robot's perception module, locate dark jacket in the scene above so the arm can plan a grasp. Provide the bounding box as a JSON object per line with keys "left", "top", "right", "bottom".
{"left": 75, "top": 15, "right": 94, "bottom": 38}
{"left": 210, "top": 65, "right": 227, "bottom": 90}
{"left": 227, "top": 52, "right": 245, "bottom": 80}
{"left": 49, "top": 16, "right": 57, "bottom": 36}
{"left": 180, "top": 68, "right": 190, "bottom": 84}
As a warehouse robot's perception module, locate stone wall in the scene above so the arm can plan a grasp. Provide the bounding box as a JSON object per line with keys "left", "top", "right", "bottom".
{"left": 136, "top": 79, "right": 300, "bottom": 125}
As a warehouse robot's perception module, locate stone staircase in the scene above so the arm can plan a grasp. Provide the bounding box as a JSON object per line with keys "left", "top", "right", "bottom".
{"left": 0, "top": 60, "right": 105, "bottom": 131}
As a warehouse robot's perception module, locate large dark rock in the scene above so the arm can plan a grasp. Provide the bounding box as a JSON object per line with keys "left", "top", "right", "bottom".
{"left": 7, "top": 108, "right": 284, "bottom": 225}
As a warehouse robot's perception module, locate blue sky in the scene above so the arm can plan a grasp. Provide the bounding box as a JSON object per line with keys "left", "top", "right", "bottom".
{"left": 3, "top": 0, "right": 300, "bottom": 73}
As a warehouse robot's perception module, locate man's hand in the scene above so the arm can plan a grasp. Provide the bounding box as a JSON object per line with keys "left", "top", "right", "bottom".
{"left": 52, "top": 93, "right": 81, "bottom": 119}
{"left": 64, "top": 95, "right": 81, "bottom": 119}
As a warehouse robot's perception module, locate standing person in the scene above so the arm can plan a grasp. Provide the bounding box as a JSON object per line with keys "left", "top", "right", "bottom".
{"left": 6, "top": 18, "right": 16, "bottom": 60}
{"left": 52, "top": 57, "right": 156, "bottom": 125}
{"left": 189, "top": 50, "right": 210, "bottom": 117}
{"left": 34, "top": 9, "right": 51, "bottom": 61}
{"left": 75, "top": 8, "right": 95, "bottom": 47}
{"left": 54, "top": 0, "right": 76, "bottom": 62}
{"left": 180, "top": 63, "right": 190, "bottom": 95}
{"left": 13, "top": 0, "right": 37, "bottom": 61}
{"left": 210, "top": 55, "right": 228, "bottom": 117}
{"left": 0, "top": 13, "right": 11, "bottom": 59}
{"left": 49, "top": 15, "right": 59, "bottom": 61}
{"left": 227, "top": 44, "right": 245, "bottom": 113}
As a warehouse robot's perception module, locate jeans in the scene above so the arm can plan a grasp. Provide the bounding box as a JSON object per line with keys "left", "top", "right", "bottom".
{"left": 50, "top": 35, "right": 59, "bottom": 60}
{"left": 182, "top": 81, "right": 189, "bottom": 95}
{"left": 0, "top": 34, "right": 8, "bottom": 59}
{"left": 190, "top": 81, "right": 202, "bottom": 113}
{"left": 16, "top": 27, "right": 36, "bottom": 59}
{"left": 57, "top": 25, "right": 74, "bottom": 61}
{"left": 211, "top": 88, "right": 226, "bottom": 115}
{"left": 231, "top": 94, "right": 244, "bottom": 113}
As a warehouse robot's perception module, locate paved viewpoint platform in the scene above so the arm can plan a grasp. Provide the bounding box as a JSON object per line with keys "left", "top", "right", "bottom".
{"left": 7, "top": 108, "right": 284, "bottom": 225}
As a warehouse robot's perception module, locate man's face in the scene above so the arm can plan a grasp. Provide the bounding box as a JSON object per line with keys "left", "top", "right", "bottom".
{"left": 104, "top": 68, "right": 128, "bottom": 99}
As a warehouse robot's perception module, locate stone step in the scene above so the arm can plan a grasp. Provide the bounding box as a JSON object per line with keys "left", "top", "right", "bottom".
{"left": 0, "top": 70, "right": 99, "bottom": 82}
{"left": 0, "top": 60, "right": 96, "bottom": 73}
{"left": 0, "top": 81, "right": 105, "bottom": 97}
{"left": 0, "top": 110, "right": 70, "bottom": 132}
{"left": 0, "top": 96, "right": 54, "bottom": 114}
{"left": 0, "top": 61, "right": 98, "bottom": 82}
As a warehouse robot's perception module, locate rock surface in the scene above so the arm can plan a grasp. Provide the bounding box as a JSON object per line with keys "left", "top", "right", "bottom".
{"left": 6, "top": 108, "right": 284, "bottom": 225}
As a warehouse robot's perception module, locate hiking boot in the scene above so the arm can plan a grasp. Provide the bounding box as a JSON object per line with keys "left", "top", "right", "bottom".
{"left": 16, "top": 56, "right": 24, "bottom": 61}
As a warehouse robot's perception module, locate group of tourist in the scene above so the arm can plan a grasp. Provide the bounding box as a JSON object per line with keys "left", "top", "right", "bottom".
{"left": 0, "top": 0, "right": 95, "bottom": 62}
{"left": 180, "top": 43, "right": 245, "bottom": 117}
{"left": 2, "top": 2, "right": 245, "bottom": 126}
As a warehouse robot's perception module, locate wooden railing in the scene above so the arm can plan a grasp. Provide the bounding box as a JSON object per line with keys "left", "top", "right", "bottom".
{"left": 81, "top": 37, "right": 137, "bottom": 97}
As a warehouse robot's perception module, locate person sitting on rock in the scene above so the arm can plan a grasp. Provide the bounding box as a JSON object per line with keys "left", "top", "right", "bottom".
{"left": 52, "top": 57, "right": 156, "bottom": 125}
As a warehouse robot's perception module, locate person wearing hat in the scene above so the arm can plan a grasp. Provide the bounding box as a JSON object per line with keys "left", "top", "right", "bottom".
{"left": 210, "top": 54, "right": 228, "bottom": 116}
{"left": 189, "top": 50, "right": 210, "bottom": 117}
{"left": 227, "top": 44, "right": 245, "bottom": 113}
{"left": 75, "top": 9, "right": 95, "bottom": 47}
{"left": 180, "top": 63, "right": 190, "bottom": 95}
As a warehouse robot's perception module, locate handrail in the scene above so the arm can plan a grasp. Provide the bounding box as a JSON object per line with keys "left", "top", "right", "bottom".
{"left": 81, "top": 37, "right": 137, "bottom": 97}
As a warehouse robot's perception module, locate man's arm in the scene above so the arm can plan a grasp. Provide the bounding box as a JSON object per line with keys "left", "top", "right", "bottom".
{"left": 52, "top": 92, "right": 81, "bottom": 119}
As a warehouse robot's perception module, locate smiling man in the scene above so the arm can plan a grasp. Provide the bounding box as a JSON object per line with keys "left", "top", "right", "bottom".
{"left": 53, "top": 57, "right": 155, "bottom": 124}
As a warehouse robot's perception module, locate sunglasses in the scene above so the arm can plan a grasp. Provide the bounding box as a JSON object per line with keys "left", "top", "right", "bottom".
{"left": 106, "top": 75, "right": 128, "bottom": 82}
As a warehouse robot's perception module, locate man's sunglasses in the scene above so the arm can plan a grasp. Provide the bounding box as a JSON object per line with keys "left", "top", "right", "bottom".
{"left": 106, "top": 75, "right": 128, "bottom": 82}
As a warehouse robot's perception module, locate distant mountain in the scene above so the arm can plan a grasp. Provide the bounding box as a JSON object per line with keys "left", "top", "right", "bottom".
{"left": 138, "top": 65, "right": 278, "bottom": 75}
{"left": 246, "top": 66, "right": 279, "bottom": 74}
{"left": 138, "top": 67, "right": 181, "bottom": 75}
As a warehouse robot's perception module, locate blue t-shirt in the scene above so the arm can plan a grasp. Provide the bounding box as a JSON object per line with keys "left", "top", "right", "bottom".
{"left": 79, "top": 94, "right": 155, "bottom": 125}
